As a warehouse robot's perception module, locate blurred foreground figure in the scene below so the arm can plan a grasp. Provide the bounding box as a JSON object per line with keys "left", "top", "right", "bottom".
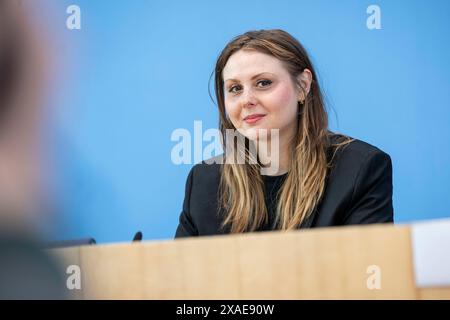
{"left": 0, "top": 1, "right": 65, "bottom": 299}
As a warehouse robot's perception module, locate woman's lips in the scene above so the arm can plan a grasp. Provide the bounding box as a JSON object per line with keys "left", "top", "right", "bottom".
{"left": 244, "top": 114, "right": 266, "bottom": 124}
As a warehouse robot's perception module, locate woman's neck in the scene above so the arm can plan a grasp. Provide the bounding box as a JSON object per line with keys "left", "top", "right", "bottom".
{"left": 257, "top": 130, "right": 293, "bottom": 176}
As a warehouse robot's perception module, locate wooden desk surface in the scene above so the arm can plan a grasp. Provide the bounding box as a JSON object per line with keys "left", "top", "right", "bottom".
{"left": 50, "top": 224, "right": 450, "bottom": 299}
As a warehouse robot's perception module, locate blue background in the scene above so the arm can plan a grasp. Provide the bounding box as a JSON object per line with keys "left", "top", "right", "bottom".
{"left": 34, "top": 0, "right": 450, "bottom": 243}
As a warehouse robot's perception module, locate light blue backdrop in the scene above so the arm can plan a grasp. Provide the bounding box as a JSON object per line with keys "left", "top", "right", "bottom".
{"left": 36, "top": 0, "right": 450, "bottom": 243}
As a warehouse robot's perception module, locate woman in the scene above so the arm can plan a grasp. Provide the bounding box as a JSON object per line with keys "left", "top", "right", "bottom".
{"left": 175, "top": 29, "right": 393, "bottom": 237}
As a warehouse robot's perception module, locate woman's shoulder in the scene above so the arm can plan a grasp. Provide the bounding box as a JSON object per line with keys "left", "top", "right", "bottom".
{"left": 323, "top": 133, "right": 393, "bottom": 225}
{"left": 188, "top": 155, "right": 223, "bottom": 185}
{"left": 328, "top": 132, "right": 391, "bottom": 165}
{"left": 326, "top": 133, "right": 392, "bottom": 188}
{"left": 186, "top": 157, "right": 221, "bottom": 210}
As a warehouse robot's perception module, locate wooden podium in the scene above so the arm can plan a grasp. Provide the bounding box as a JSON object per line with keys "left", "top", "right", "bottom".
{"left": 51, "top": 224, "right": 450, "bottom": 299}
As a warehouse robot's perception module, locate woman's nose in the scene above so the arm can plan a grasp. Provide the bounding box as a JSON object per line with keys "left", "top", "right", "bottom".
{"left": 241, "top": 88, "right": 258, "bottom": 108}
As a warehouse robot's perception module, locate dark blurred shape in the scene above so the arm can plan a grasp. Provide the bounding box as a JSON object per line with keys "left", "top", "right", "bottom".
{"left": 0, "top": 231, "right": 66, "bottom": 299}
{"left": 0, "top": 0, "right": 46, "bottom": 220}
{"left": 132, "top": 231, "right": 143, "bottom": 242}
{"left": 0, "top": 1, "right": 66, "bottom": 299}
{"left": 46, "top": 237, "right": 97, "bottom": 249}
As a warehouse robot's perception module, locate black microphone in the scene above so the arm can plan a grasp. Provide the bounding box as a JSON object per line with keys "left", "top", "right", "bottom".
{"left": 46, "top": 238, "right": 96, "bottom": 249}
{"left": 132, "top": 231, "right": 143, "bottom": 242}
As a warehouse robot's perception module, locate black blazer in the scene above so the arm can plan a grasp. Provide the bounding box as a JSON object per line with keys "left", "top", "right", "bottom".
{"left": 175, "top": 135, "right": 393, "bottom": 238}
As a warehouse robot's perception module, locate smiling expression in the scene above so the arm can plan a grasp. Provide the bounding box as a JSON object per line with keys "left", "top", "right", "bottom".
{"left": 222, "top": 49, "right": 301, "bottom": 141}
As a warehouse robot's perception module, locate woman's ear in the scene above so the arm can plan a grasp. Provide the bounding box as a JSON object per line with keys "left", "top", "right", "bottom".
{"left": 296, "top": 69, "right": 313, "bottom": 101}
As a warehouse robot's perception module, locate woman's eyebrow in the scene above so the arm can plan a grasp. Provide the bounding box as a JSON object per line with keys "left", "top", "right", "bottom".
{"left": 224, "top": 72, "right": 275, "bottom": 83}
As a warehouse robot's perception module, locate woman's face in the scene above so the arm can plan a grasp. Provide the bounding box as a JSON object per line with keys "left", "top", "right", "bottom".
{"left": 222, "top": 49, "right": 302, "bottom": 142}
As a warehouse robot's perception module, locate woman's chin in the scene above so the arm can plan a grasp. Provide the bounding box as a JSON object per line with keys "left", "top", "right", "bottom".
{"left": 241, "top": 127, "right": 273, "bottom": 141}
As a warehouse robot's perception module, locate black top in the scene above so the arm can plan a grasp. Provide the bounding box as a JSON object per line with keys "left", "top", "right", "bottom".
{"left": 175, "top": 134, "right": 394, "bottom": 238}
{"left": 261, "top": 173, "right": 288, "bottom": 231}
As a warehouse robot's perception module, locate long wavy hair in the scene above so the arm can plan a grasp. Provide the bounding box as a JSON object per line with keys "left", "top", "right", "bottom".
{"left": 214, "top": 29, "right": 352, "bottom": 233}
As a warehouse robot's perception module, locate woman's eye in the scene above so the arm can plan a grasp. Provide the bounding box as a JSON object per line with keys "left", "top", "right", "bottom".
{"left": 256, "top": 79, "right": 272, "bottom": 88}
{"left": 228, "top": 85, "right": 241, "bottom": 93}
